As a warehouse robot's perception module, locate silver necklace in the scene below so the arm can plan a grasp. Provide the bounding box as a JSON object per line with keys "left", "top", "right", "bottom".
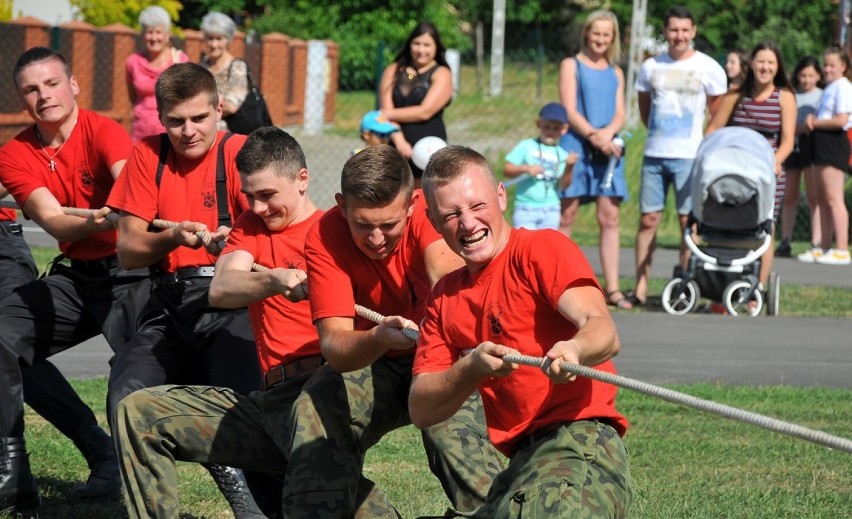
{"left": 35, "top": 120, "right": 76, "bottom": 172}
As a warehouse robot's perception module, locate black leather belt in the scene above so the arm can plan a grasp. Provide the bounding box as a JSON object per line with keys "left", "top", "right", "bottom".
{"left": 262, "top": 355, "right": 325, "bottom": 391}
{"left": 69, "top": 255, "right": 119, "bottom": 273}
{"left": 158, "top": 266, "right": 216, "bottom": 284}
{"left": 0, "top": 222, "right": 23, "bottom": 235}
{"left": 516, "top": 421, "right": 566, "bottom": 451}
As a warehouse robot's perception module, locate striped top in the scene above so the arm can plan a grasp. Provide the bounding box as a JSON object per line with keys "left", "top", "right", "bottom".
{"left": 730, "top": 88, "right": 782, "bottom": 150}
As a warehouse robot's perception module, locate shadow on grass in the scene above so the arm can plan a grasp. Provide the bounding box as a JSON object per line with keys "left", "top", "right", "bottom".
{"left": 7, "top": 477, "right": 206, "bottom": 519}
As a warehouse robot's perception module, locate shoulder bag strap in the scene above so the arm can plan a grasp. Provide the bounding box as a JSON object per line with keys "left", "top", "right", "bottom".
{"left": 216, "top": 132, "right": 236, "bottom": 228}
{"left": 575, "top": 56, "right": 589, "bottom": 117}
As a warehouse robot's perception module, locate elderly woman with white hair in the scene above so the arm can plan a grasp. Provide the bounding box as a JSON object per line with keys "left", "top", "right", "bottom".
{"left": 200, "top": 12, "right": 251, "bottom": 131}
{"left": 125, "top": 5, "right": 188, "bottom": 142}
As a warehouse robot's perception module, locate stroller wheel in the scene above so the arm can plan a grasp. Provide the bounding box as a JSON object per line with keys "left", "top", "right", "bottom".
{"left": 661, "top": 278, "right": 700, "bottom": 315}
{"left": 766, "top": 272, "right": 780, "bottom": 316}
{"left": 723, "top": 280, "right": 763, "bottom": 316}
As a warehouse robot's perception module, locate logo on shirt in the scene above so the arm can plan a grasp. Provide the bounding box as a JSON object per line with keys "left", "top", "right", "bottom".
{"left": 284, "top": 256, "right": 305, "bottom": 270}
{"left": 202, "top": 190, "right": 216, "bottom": 209}
{"left": 80, "top": 169, "right": 94, "bottom": 186}
{"left": 487, "top": 302, "right": 504, "bottom": 337}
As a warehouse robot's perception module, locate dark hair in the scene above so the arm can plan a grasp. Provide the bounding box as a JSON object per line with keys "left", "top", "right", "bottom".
{"left": 393, "top": 21, "right": 449, "bottom": 69}
{"left": 664, "top": 6, "right": 694, "bottom": 27}
{"left": 727, "top": 49, "right": 750, "bottom": 86}
{"left": 422, "top": 145, "right": 496, "bottom": 201}
{"left": 13, "top": 47, "right": 71, "bottom": 87}
{"left": 340, "top": 144, "right": 413, "bottom": 205}
{"left": 236, "top": 127, "right": 306, "bottom": 180}
{"left": 824, "top": 45, "right": 852, "bottom": 81}
{"left": 741, "top": 41, "right": 793, "bottom": 95}
{"left": 790, "top": 55, "right": 824, "bottom": 91}
{"left": 155, "top": 62, "right": 219, "bottom": 114}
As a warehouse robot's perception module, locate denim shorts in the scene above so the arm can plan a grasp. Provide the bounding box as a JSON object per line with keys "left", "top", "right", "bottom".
{"left": 512, "top": 204, "right": 560, "bottom": 230}
{"left": 639, "top": 156, "right": 694, "bottom": 214}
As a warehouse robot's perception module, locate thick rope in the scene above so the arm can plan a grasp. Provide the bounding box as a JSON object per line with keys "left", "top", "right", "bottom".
{"left": 353, "top": 304, "right": 420, "bottom": 341}
{"left": 502, "top": 353, "right": 852, "bottom": 454}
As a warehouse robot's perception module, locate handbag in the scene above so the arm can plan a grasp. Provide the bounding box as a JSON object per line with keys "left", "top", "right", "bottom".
{"left": 223, "top": 59, "right": 272, "bottom": 135}
{"left": 575, "top": 57, "right": 618, "bottom": 165}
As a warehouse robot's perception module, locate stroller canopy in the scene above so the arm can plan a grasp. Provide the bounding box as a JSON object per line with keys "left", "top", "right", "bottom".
{"left": 691, "top": 127, "right": 776, "bottom": 230}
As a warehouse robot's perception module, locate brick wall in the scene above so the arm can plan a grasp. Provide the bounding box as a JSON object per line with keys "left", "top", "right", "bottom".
{"left": 0, "top": 17, "right": 339, "bottom": 145}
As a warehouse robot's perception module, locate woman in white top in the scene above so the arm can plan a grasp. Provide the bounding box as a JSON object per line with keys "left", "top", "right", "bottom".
{"left": 803, "top": 47, "right": 852, "bottom": 265}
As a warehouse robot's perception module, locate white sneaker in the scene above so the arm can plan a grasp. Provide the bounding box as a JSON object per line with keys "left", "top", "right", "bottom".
{"left": 815, "top": 249, "right": 851, "bottom": 265}
{"left": 797, "top": 246, "right": 824, "bottom": 263}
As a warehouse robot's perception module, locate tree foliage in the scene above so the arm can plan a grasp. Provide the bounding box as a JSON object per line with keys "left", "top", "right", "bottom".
{"left": 252, "top": 0, "right": 471, "bottom": 89}
{"left": 0, "top": 0, "right": 13, "bottom": 22}
{"left": 69, "top": 0, "right": 182, "bottom": 28}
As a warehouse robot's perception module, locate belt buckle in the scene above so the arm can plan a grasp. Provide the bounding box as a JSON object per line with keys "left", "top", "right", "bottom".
{"left": 263, "top": 365, "right": 286, "bottom": 391}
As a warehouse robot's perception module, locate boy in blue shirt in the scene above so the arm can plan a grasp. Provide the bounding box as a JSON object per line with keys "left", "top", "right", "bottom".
{"left": 352, "top": 110, "right": 399, "bottom": 155}
{"left": 504, "top": 102, "right": 578, "bottom": 229}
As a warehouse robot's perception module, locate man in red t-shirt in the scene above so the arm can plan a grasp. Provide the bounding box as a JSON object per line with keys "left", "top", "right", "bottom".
{"left": 281, "top": 145, "right": 504, "bottom": 518}
{"left": 105, "top": 63, "right": 265, "bottom": 517}
{"left": 0, "top": 48, "right": 153, "bottom": 512}
{"left": 411, "top": 145, "right": 632, "bottom": 517}
{"left": 112, "top": 127, "right": 324, "bottom": 518}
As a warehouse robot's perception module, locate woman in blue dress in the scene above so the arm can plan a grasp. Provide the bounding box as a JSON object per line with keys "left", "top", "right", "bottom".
{"left": 558, "top": 9, "right": 631, "bottom": 308}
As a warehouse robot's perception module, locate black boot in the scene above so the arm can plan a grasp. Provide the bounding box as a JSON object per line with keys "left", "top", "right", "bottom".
{"left": 205, "top": 463, "right": 266, "bottom": 518}
{"left": 68, "top": 425, "right": 120, "bottom": 498}
{"left": 0, "top": 437, "right": 41, "bottom": 514}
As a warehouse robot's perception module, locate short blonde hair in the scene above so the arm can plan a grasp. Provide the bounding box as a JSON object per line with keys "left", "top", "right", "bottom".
{"left": 581, "top": 10, "right": 621, "bottom": 66}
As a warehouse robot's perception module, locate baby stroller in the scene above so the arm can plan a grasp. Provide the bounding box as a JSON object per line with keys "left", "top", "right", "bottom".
{"left": 661, "top": 127, "right": 779, "bottom": 317}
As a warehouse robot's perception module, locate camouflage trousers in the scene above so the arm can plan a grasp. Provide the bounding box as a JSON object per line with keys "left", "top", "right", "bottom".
{"left": 113, "top": 368, "right": 318, "bottom": 519}
{"left": 470, "top": 420, "right": 632, "bottom": 519}
{"left": 282, "top": 354, "right": 505, "bottom": 518}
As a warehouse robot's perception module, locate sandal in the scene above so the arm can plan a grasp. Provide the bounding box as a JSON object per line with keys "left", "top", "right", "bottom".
{"left": 625, "top": 291, "right": 646, "bottom": 307}
{"left": 605, "top": 290, "right": 634, "bottom": 310}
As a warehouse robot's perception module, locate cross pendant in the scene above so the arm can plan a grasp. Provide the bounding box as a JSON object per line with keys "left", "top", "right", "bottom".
{"left": 49, "top": 160, "right": 56, "bottom": 171}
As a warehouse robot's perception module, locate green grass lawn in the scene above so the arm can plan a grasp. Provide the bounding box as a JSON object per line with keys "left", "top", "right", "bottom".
{"left": 13, "top": 379, "right": 851, "bottom": 518}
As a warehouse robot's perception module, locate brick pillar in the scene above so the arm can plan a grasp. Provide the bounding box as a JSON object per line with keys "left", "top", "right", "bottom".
{"left": 260, "top": 32, "right": 289, "bottom": 127}
{"left": 59, "top": 20, "right": 96, "bottom": 110}
{"left": 230, "top": 30, "right": 245, "bottom": 59}
{"left": 324, "top": 40, "right": 339, "bottom": 123}
{"left": 288, "top": 39, "right": 307, "bottom": 126}
{"left": 182, "top": 29, "right": 203, "bottom": 62}
{"left": 8, "top": 16, "right": 50, "bottom": 50}
{"left": 101, "top": 23, "right": 136, "bottom": 130}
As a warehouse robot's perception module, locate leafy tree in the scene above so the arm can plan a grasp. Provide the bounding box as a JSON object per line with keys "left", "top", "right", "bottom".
{"left": 253, "top": 0, "right": 470, "bottom": 89}
{"left": 0, "top": 0, "right": 13, "bottom": 22}
{"left": 69, "top": 0, "right": 182, "bottom": 28}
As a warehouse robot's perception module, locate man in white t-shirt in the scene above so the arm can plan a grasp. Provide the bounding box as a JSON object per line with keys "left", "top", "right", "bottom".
{"left": 630, "top": 5, "right": 727, "bottom": 305}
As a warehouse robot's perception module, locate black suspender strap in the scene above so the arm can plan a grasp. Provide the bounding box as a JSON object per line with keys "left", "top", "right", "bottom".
{"left": 155, "top": 133, "right": 170, "bottom": 188}
{"left": 216, "top": 132, "right": 236, "bottom": 228}
{"left": 153, "top": 132, "right": 235, "bottom": 228}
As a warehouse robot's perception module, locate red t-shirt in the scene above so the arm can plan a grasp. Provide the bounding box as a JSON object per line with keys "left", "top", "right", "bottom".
{"left": 413, "top": 228, "right": 628, "bottom": 457}
{"left": 108, "top": 131, "right": 249, "bottom": 272}
{"left": 224, "top": 209, "right": 323, "bottom": 373}
{"left": 0, "top": 108, "right": 131, "bottom": 260}
{"left": 0, "top": 208, "right": 16, "bottom": 222}
{"left": 305, "top": 191, "right": 439, "bottom": 357}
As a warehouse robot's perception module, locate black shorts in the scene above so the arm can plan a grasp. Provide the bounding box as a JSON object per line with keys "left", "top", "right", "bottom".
{"left": 784, "top": 133, "right": 814, "bottom": 170}
{"left": 811, "top": 129, "right": 851, "bottom": 170}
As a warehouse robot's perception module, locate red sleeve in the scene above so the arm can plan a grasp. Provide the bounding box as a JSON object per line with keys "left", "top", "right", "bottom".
{"left": 95, "top": 116, "right": 133, "bottom": 172}
{"left": 107, "top": 137, "right": 160, "bottom": 220}
{"left": 410, "top": 190, "right": 442, "bottom": 254}
{"left": 518, "top": 230, "right": 601, "bottom": 307}
{"left": 305, "top": 210, "right": 356, "bottom": 321}
{"left": 412, "top": 276, "right": 456, "bottom": 375}
{"left": 223, "top": 210, "right": 263, "bottom": 258}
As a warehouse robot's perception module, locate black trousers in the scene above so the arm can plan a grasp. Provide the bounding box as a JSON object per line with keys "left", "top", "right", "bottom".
{"left": 0, "top": 249, "right": 152, "bottom": 437}
{"left": 106, "top": 277, "right": 261, "bottom": 431}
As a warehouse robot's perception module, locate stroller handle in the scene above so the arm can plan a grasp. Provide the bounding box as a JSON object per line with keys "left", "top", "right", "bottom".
{"left": 684, "top": 228, "right": 771, "bottom": 267}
